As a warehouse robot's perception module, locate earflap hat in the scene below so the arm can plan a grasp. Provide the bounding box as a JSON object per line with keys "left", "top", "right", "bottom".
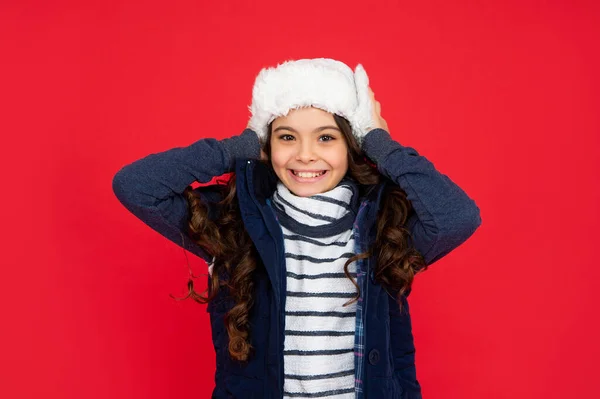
{"left": 247, "top": 58, "right": 375, "bottom": 147}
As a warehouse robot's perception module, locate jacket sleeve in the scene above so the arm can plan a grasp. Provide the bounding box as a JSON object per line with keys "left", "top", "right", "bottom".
{"left": 361, "top": 128, "right": 482, "bottom": 266}
{"left": 111, "top": 128, "right": 262, "bottom": 263}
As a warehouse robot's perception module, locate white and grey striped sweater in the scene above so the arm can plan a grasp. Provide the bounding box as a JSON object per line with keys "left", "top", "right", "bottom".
{"left": 271, "top": 178, "right": 360, "bottom": 399}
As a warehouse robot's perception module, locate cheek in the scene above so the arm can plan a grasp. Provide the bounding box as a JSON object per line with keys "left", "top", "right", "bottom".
{"left": 270, "top": 153, "right": 284, "bottom": 168}
{"left": 330, "top": 148, "right": 349, "bottom": 170}
{"left": 269, "top": 151, "right": 289, "bottom": 172}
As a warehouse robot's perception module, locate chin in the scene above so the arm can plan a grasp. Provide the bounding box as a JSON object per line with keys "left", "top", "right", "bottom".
{"left": 291, "top": 188, "right": 320, "bottom": 197}
{"left": 288, "top": 181, "right": 335, "bottom": 197}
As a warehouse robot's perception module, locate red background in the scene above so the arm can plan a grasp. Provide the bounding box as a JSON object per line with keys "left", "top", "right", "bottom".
{"left": 2, "top": 0, "right": 599, "bottom": 398}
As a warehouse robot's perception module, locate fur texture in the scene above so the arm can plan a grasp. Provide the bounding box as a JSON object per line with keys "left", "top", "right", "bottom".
{"left": 247, "top": 58, "right": 375, "bottom": 147}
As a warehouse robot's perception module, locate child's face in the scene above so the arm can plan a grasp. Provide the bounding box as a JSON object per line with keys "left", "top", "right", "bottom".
{"left": 269, "top": 107, "right": 349, "bottom": 197}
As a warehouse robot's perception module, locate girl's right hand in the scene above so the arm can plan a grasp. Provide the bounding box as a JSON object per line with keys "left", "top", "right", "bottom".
{"left": 245, "top": 122, "right": 267, "bottom": 160}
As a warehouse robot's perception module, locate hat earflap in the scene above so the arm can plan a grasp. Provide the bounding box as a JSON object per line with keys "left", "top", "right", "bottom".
{"left": 351, "top": 64, "right": 376, "bottom": 146}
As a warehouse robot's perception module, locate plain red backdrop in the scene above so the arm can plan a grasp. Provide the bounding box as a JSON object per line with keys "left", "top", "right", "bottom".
{"left": 1, "top": 0, "right": 599, "bottom": 398}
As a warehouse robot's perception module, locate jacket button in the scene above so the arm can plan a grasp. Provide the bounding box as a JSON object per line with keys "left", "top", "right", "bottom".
{"left": 368, "top": 349, "right": 380, "bottom": 365}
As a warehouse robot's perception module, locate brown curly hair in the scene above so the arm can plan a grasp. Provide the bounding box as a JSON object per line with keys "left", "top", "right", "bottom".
{"left": 175, "top": 114, "right": 427, "bottom": 362}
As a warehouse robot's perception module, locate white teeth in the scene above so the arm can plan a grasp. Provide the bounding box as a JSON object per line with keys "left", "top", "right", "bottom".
{"left": 294, "top": 170, "right": 325, "bottom": 178}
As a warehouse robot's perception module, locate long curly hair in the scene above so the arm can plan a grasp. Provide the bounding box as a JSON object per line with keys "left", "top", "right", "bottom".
{"left": 176, "top": 114, "right": 427, "bottom": 362}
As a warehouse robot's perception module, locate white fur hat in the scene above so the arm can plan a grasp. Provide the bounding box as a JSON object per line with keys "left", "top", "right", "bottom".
{"left": 247, "top": 58, "right": 375, "bottom": 147}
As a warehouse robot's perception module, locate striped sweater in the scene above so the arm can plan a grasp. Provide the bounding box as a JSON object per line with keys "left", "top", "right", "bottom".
{"left": 271, "top": 177, "right": 361, "bottom": 399}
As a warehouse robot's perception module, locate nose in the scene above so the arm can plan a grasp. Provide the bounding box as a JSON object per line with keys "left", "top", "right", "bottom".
{"left": 295, "top": 141, "right": 317, "bottom": 163}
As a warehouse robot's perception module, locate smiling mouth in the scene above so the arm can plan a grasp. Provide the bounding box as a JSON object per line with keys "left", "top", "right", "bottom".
{"left": 291, "top": 170, "right": 327, "bottom": 178}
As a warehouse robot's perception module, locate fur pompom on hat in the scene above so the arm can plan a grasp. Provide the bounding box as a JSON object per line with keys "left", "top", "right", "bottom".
{"left": 247, "top": 58, "right": 375, "bottom": 147}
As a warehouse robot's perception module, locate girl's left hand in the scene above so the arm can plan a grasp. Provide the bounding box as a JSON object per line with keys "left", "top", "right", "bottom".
{"left": 368, "top": 87, "right": 389, "bottom": 132}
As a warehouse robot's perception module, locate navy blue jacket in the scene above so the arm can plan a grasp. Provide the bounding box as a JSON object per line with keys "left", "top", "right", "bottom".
{"left": 112, "top": 127, "right": 482, "bottom": 398}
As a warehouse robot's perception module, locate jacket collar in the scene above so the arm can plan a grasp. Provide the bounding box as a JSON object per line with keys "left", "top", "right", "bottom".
{"left": 235, "top": 158, "right": 284, "bottom": 309}
{"left": 251, "top": 159, "right": 280, "bottom": 204}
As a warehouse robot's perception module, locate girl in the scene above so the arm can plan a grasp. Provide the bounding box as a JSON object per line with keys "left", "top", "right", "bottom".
{"left": 112, "top": 58, "right": 482, "bottom": 399}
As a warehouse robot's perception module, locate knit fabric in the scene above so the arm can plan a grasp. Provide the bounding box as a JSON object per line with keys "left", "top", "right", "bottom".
{"left": 271, "top": 177, "right": 360, "bottom": 399}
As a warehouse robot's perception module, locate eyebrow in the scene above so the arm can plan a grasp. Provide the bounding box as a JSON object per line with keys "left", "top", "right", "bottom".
{"left": 273, "top": 125, "right": 341, "bottom": 133}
